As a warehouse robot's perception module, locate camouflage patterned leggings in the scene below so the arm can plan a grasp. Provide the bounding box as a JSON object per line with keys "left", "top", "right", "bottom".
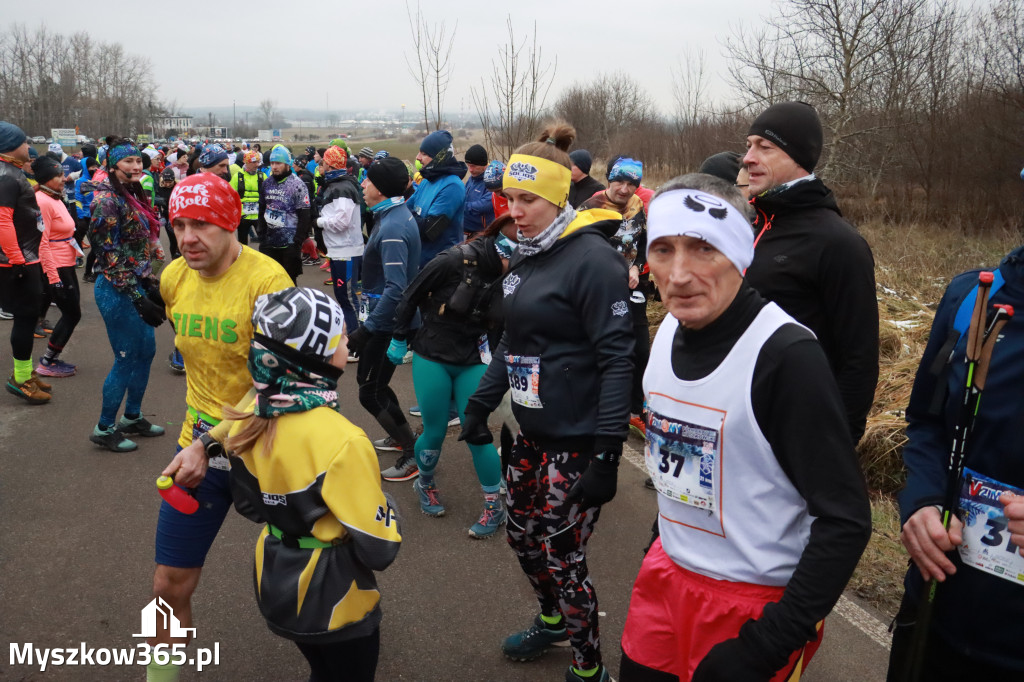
{"left": 505, "top": 436, "right": 603, "bottom": 670}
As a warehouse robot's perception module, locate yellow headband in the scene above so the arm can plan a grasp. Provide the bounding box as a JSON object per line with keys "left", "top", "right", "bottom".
{"left": 503, "top": 154, "right": 571, "bottom": 208}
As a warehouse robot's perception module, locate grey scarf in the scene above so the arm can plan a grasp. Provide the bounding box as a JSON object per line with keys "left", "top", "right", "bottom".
{"left": 517, "top": 205, "right": 577, "bottom": 257}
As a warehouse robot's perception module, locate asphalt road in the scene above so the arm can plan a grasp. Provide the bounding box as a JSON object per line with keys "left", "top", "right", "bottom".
{"left": 0, "top": 265, "right": 893, "bottom": 681}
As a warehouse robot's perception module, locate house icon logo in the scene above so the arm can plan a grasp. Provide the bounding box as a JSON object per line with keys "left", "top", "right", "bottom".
{"left": 133, "top": 597, "right": 197, "bottom": 639}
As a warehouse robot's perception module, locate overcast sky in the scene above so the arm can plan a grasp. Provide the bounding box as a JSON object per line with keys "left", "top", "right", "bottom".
{"left": 9, "top": 0, "right": 772, "bottom": 117}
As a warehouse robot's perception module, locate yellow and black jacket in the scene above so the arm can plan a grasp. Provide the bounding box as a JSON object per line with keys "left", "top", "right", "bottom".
{"left": 229, "top": 405, "right": 401, "bottom": 643}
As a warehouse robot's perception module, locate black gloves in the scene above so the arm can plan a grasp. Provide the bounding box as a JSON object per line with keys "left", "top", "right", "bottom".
{"left": 347, "top": 325, "right": 371, "bottom": 355}
{"left": 692, "top": 620, "right": 782, "bottom": 682}
{"left": 132, "top": 295, "right": 166, "bottom": 327}
{"left": 457, "top": 410, "right": 493, "bottom": 445}
{"left": 566, "top": 452, "right": 619, "bottom": 507}
{"left": 142, "top": 277, "right": 164, "bottom": 308}
{"left": 49, "top": 280, "right": 73, "bottom": 305}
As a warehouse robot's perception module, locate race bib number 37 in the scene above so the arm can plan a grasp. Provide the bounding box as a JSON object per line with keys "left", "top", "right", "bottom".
{"left": 505, "top": 354, "right": 542, "bottom": 408}
{"left": 957, "top": 467, "right": 1024, "bottom": 586}
{"left": 645, "top": 408, "right": 720, "bottom": 512}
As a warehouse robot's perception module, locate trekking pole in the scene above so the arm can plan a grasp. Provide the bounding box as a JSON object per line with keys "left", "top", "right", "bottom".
{"left": 904, "top": 274, "right": 1009, "bottom": 681}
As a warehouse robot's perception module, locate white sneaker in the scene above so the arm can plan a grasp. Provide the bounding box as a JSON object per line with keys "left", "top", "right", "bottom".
{"left": 0, "top": 308, "right": 12, "bottom": 320}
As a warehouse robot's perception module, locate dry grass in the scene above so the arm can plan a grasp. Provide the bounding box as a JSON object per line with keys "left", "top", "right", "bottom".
{"left": 849, "top": 494, "right": 909, "bottom": 618}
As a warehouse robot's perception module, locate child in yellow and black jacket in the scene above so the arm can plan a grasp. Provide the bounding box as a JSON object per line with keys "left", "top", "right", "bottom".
{"left": 225, "top": 286, "right": 400, "bottom": 682}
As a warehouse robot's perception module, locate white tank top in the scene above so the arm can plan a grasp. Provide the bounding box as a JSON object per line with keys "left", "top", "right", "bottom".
{"left": 643, "top": 302, "right": 813, "bottom": 586}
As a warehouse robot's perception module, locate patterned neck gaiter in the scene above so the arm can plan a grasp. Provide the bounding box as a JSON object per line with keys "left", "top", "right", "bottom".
{"left": 248, "top": 339, "right": 339, "bottom": 418}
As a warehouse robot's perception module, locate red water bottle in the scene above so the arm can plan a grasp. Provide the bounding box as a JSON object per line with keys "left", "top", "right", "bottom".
{"left": 156, "top": 475, "right": 199, "bottom": 514}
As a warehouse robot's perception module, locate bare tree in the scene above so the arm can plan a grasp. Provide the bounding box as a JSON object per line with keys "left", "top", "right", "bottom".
{"left": 257, "top": 99, "right": 278, "bottom": 128}
{"left": 405, "top": 1, "right": 457, "bottom": 132}
{"left": 471, "top": 17, "right": 556, "bottom": 161}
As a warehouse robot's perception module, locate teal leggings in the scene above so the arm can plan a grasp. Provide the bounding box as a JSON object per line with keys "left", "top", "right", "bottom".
{"left": 412, "top": 353, "right": 501, "bottom": 491}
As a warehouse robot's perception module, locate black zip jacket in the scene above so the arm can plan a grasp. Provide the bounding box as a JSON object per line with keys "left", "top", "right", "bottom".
{"left": 670, "top": 284, "right": 871, "bottom": 669}
{"left": 745, "top": 178, "right": 878, "bottom": 444}
{"left": 466, "top": 217, "right": 634, "bottom": 454}
{"left": 392, "top": 235, "right": 504, "bottom": 366}
{"left": 568, "top": 175, "right": 605, "bottom": 209}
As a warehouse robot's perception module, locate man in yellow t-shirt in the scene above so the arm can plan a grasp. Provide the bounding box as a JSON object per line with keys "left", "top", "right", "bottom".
{"left": 145, "top": 173, "right": 292, "bottom": 682}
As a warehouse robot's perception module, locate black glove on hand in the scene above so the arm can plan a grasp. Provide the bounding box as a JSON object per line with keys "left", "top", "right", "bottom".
{"left": 142, "top": 278, "right": 164, "bottom": 308}
{"left": 49, "top": 280, "right": 72, "bottom": 305}
{"left": 457, "top": 410, "right": 493, "bottom": 445}
{"left": 692, "top": 620, "right": 781, "bottom": 682}
{"left": 347, "top": 325, "right": 371, "bottom": 354}
{"left": 566, "top": 454, "right": 619, "bottom": 507}
{"left": 133, "top": 295, "right": 166, "bottom": 327}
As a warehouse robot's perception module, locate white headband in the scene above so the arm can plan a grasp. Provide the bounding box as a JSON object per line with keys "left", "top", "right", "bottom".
{"left": 646, "top": 189, "right": 755, "bottom": 274}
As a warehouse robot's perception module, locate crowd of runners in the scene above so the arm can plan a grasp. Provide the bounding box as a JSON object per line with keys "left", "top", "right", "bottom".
{"left": 1, "top": 99, "right": 1023, "bottom": 682}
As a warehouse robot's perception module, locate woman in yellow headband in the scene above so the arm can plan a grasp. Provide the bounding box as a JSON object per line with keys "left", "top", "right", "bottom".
{"left": 458, "top": 121, "right": 633, "bottom": 682}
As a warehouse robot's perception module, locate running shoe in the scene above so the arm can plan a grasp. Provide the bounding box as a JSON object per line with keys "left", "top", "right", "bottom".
{"left": 468, "top": 497, "right": 506, "bottom": 538}
{"left": 36, "top": 357, "right": 76, "bottom": 377}
{"left": 447, "top": 414, "right": 461, "bottom": 427}
{"left": 347, "top": 350, "right": 359, "bottom": 363}
{"left": 629, "top": 414, "right": 647, "bottom": 438}
{"left": 30, "top": 372, "right": 52, "bottom": 392}
{"left": 82, "top": 272, "right": 97, "bottom": 284}
{"left": 76, "top": 256, "right": 84, "bottom": 268}
{"left": 373, "top": 435, "right": 402, "bottom": 452}
{"left": 89, "top": 425, "right": 137, "bottom": 452}
{"left": 39, "top": 319, "right": 54, "bottom": 333}
{"left": 381, "top": 454, "right": 419, "bottom": 482}
{"left": 501, "top": 615, "right": 570, "bottom": 661}
{"left": 33, "top": 324, "right": 48, "bottom": 339}
{"left": 644, "top": 477, "right": 656, "bottom": 490}
{"left": 413, "top": 479, "right": 445, "bottom": 517}
{"left": 323, "top": 278, "right": 333, "bottom": 285}
{"left": 168, "top": 349, "right": 185, "bottom": 374}
{"left": 6, "top": 375, "right": 50, "bottom": 404}
{"left": 565, "top": 664, "right": 612, "bottom": 682}
{"left": 118, "top": 415, "right": 166, "bottom": 438}
{"left": 409, "top": 405, "right": 422, "bottom": 417}
{"left": 0, "top": 308, "right": 12, "bottom": 320}
{"left": 319, "top": 260, "right": 330, "bottom": 271}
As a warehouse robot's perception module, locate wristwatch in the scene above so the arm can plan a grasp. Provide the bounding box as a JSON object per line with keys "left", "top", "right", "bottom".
{"left": 197, "top": 432, "right": 225, "bottom": 459}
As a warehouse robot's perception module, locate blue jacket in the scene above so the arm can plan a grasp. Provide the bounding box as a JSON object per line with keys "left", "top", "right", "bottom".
{"left": 406, "top": 173, "right": 465, "bottom": 267}
{"left": 899, "top": 245, "right": 1024, "bottom": 671}
{"left": 74, "top": 165, "right": 94, "bottom": 219}
{"left": 361, "top": 202, "right": 422, "bottom": 335}
{"left": 463, "top": 173, "right": 494, "bottom": 233}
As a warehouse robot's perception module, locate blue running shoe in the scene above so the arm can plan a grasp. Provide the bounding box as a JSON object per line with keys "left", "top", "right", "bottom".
{"left": 169, "top": 349, "right": 185, "bottom": 374}
{"left": 502, "top": 615, "right": 570, "bottom": 661}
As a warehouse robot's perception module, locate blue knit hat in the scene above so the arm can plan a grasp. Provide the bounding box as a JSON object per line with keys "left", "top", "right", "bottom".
{"left": 420, "top": 130, "right": 453, "bottom": 158}
{"left": 0, "top": 121, "right": 27, "bottom": 153}
{"left": 199, "top": 144, "right": 228, "bottom": 168}
{"left": 269, "top": 145, "right": 293, "bottom": 165}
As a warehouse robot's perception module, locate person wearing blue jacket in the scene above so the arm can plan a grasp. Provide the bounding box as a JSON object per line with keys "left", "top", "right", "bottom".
{"left": 887, "top": 244, "right": 1024, "bottom": 679}
{"left": 407, "top": 130, "right": 466, "bottom": 266}
{"left": 462, "top": 144, "right": 493, "bottom": 235}
{"left": 346, "top": 157, "right": 423, "bottom": 483}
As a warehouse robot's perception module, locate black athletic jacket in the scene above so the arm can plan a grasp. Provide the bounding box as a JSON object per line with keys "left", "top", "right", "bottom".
{"left": 466, "top": 211, "right": 634, "bottom": 454}
{"left": 745, "top": 179, "right": 878, "bottom": 444}
{"left": 669, "top": 284, "right": 871, "bottom": 671}
{"left": 392, "top": 235, "right": 505, "bottom": 366}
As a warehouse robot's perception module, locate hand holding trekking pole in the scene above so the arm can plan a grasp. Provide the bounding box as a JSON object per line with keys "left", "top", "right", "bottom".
{"left": 904, "top": 274, "right": 1013, "bottom": 681}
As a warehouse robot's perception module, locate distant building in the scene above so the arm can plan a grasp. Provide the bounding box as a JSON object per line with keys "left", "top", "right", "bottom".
{"left": 151, "top": 114, "right": 193, "bottom": 134}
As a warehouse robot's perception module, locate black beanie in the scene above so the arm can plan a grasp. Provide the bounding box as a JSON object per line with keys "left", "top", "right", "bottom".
{"left": 32, "top": 155, "right": 63, "bottom": 185}
{"left": 366, "top": 157, "right": 409, "bottom": 198}
{"left": 747, "top": 101, "right": 823, "bottom": 173}
{"left": 699, "top": 151, "right": 743, "bottom": 184}
{"left": 465, "top": 144, "right": 487, "bottom": 165}
{"left": 569, "top": 149, "right": 592, "bottom": 175}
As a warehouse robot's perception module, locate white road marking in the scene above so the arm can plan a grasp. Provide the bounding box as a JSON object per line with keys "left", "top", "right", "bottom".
{"left": 622, "top": 440, "right": 892, "bottom": 651}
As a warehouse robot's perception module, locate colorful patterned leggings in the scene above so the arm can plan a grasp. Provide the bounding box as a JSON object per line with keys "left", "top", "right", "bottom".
{"left": 506, "top": 436, "right": 602, "bottom": 670}
{"left": 94, "top": 275, "right": 155, "bottom": 426}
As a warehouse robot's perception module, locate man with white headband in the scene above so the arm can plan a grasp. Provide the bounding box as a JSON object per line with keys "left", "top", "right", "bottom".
{"left": 618, "top": 173, "right": 871, "bottom": 682}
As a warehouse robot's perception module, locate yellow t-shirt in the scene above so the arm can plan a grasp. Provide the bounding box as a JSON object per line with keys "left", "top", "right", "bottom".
{"left": 160, "top": 246, "right": 293, "bottom": 448}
